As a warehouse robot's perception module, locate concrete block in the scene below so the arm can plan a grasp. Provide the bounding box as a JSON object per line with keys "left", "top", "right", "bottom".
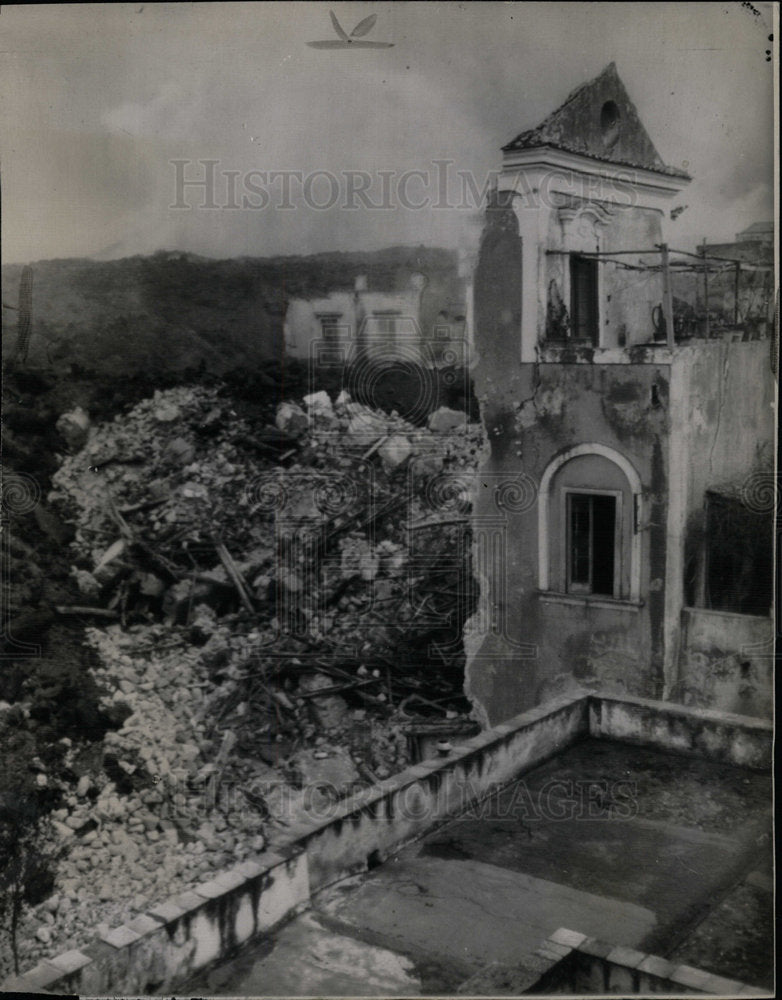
{"left": 171, "top": 889, "right": 207, "bottom": 913}
{"left": 405, "top": 763, "right": 438, "bottom": 779}
{"left": 671, "top": 964, "right": 715, "bottom": 990}
{"left": 126, "top": 913, "right": 164, "bottom": 937}
{"left": 413, "top": 758, "right": 447, "bottom": 772}
{"left": 702, "top": 972, "right": 755, "bottom": 994}
{"left": 46, "top": 948, "right": 92, "bottom": 976}
{"left": 606, "top": 944, "right": 646, "bottom": 968}
{"left": 194, "top": 878, "right": 227, "bottom": 900}
{"left": 578, "top": 937, "right": 613, "bottom": 959}
{"left": 100, "top": 924, "right": 143, "bottom": 949}
{"left": 637, "top": 953, "right": 675, "bottom": 979}
{"left": 148, "top": 899, "right": 186, "bottom": 923}
{"left": 235, "top": 859, "right": 266, "bottom": 880}
{"left": 459, "top": 731, "right": 494, "bottom": 749}
{"left": 536, "top": 941, "right": 572, "bottom": 961}
{"left": 212, "top": 868, "right": 248, "bottom": 893}
{"left": 261, "top": 847, "right": 297, "bottom": 867}
{"left": 12, "top": 960, "right": 65, "bottom": 991}
{"left": 550, "top": 927, "right": 588, "bottom": 949}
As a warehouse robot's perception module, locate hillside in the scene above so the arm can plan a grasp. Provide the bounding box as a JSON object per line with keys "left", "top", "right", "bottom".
{"left": 1, "top": 246, "right": 463, "bottom": 377}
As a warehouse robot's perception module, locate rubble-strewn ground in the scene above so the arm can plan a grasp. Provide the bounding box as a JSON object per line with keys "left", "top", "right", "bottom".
{"left": 1, "top": 369, "right": 485, "bottom": 978}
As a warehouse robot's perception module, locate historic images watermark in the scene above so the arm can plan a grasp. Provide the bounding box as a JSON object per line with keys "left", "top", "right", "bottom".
{"left": 152, "top": 770, "right": 640, "bottom": 827}
{"left": 169, "top": 159, "right": 640, "bottom": 214}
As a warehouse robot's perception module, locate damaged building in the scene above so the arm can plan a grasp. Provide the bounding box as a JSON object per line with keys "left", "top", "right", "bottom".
{"left": 1, "top": 54, "right": 775, "bottom": 999}
{"left": 465, "top": 63, "right": 775, "bottom": 726}
{"left": 283, "top": 262, "right": 471, "bottom": 368}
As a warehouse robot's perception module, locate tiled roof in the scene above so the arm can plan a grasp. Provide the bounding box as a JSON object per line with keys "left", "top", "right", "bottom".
{"left": 503, "top": 63, "right": 690, "bottom": 180}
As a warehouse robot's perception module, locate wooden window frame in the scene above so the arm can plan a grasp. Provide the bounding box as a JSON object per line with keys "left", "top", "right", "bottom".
{"left": 569, "top": 253, "right": 600, "bottom": 345}
{"left": 562, "top": 487, "right": 623, "bottom": 599}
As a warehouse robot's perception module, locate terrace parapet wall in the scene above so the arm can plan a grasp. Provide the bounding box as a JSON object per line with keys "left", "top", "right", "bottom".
{"left": 2, "top": 692, "right": 771, "bottom": 995}
{"left": 522, "top": 928, "right": 769, "bottom": 996}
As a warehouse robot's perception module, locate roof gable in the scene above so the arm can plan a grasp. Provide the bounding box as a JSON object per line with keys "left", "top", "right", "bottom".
{"left": 503, "top": 63, "right": 688, "bottom": 178}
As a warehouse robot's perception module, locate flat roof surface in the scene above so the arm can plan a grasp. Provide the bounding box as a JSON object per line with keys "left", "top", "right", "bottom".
{"left": 190, "top": 738, "right": 773, "bottom": 995}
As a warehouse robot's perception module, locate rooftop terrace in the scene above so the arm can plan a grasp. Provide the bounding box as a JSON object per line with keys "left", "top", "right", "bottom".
{"left": 191, "top": 737, "right": 772, "bottom": 995}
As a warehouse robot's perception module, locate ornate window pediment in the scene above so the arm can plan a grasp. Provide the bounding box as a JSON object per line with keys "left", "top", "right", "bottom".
{"left": 555, "top": 196, "right": 616, "bottom": 245}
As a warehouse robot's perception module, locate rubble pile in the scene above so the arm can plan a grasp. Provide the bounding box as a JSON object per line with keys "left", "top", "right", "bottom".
{"left": 49, "top": 385, "right": 485, "bottom": 726}
{"left": 14, "top": 383, "right": 485, "bottom": 960}
{"left": 0, "top": 623, "right": 271, "bottom": 978}
{"left": 2, "top": 382, "right": 486, "bottom": 976}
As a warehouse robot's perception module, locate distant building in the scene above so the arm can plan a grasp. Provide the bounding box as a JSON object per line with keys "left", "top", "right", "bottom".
{"left": 696, "top": 227, "right": 773, "bottom": 266}
{"left": 465, "top": 63, "right": 775, "bottom": 727}
{"left": 736, "top": 221, "right": 774, "bottom": 245}
{"left": 692, "top": 224, "right": 774, "bottom": 333}
{"left": 284, "top": 268, "right": 470, "bottom": 369}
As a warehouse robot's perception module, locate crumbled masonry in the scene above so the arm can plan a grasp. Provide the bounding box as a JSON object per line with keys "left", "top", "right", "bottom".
{"left": 0, "top": 385, "right": 483, "bottom": 978}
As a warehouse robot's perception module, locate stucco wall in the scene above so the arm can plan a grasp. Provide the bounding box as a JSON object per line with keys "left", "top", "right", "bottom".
{"left": 544, "top": 202, "right": 665, "bottom": 348}
{"left": 664, "top": 340, "right": 775, "bottom": 698}
{"left": 284, "top": 292, "right": 355, "bottom": 359}
{"left": 676, "top": 607, "right": 773, "bottom": 719}
{"left": 284, "top": 288, "right": 425, "bottom": 362}
{"left": 529, "top": 928, "right": 761, "bottom": 995}
{"left": 468, "top": 312, "right": 774, "bottom": 725}
{"left": 675, "top": 341, "right": 774, "bottom": 511}
{"left": 589, "top": 693, "right": 772, "bottom": 770}
{"left": 467, "top": 359, "right": 671, "bottom": 725}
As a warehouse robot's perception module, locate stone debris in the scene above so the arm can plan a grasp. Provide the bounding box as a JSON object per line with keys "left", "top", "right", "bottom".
{"left": 377, "top": 435, "right": 413, "bottom": 472}
{"left": 302, "top": 390, "right": 335, "bottom": 421}
{"left": 1, "top": 383, "right": 485, "bottom": 978}
{"left": 55, "top": 407, "right": 91, "bottom": 452}
{"left": 427, "top": 406, "right": 467, "bottom": 433}
{"left": 275, "top": 401, "right": 309, "bottom": 437}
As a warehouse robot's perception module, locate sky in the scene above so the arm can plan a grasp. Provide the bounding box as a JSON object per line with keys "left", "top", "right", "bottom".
{"left": 0, "top": 2, "right": 776, "bottom": 263}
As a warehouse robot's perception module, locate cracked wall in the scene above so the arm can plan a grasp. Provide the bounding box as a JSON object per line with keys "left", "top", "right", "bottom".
{"left": 667, "top": 340, "right": 775, "bottom": 710}
{"left": 466, "top": 356, "right": 671, "bottom": 726}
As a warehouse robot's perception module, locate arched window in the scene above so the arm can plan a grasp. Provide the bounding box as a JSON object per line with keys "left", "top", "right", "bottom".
{"left": 538, "top": 444, "right": 642, "bottom": 602}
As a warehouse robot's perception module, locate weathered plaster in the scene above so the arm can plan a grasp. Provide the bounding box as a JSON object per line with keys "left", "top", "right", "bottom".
{"left": 530, "top": 927, "right": 761, "bottom": 996}
{"left": 664, "top": 340, "right": 775, "bottom": 698}
{"left": 284, "top": 281, "right": 425, "bottom": 362}
{"left": 675, "top": 607, "right": 773, "bottom": 719}
{"left": 467, "top": 356, "right": 671, "bottom": 724}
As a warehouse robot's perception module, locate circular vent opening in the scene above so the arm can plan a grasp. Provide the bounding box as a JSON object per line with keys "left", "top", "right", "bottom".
{"left": 600, "top": 100, "right": 621, "bottom": 145}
